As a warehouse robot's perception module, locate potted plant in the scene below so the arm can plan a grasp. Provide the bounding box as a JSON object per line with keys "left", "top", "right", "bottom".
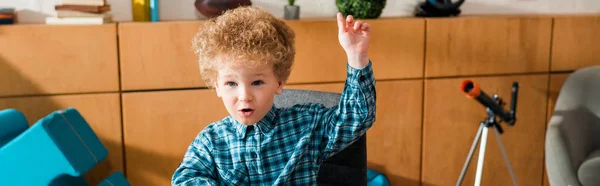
{"left": 336, "top": 0, "right": 386, "bottom": 19}
{"left": 284, "top": 0, "right": 299, "bottom": 20}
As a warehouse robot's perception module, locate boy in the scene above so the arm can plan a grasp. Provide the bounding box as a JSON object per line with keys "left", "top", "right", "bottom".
{"left": 172, "top": 6, "right": 376, "bottom": 185}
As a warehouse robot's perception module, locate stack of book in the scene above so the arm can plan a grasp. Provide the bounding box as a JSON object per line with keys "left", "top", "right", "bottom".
{"left": 0, "top": 8, "right": 16, "bottom": 24}
{"left": 46, "top": 0, "right": 112, "bottom": 25}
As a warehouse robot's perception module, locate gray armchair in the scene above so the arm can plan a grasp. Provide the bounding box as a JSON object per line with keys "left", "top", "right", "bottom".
{"left": 274, "top": 89, "right": 367, "bottom": 186}
{"left": 546, "top": 66, "right": 600, "bottom": 186}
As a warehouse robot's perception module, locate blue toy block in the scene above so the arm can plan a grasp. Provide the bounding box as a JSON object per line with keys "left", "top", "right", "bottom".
{"left": 0, "top": 108, "right": 131, "bottom": 186}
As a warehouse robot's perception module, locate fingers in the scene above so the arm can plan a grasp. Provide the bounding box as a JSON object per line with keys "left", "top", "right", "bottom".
{"left": 353, "top": 20, "right": 362, "bottom": 31}
{"left": 346, "top": 14, "right": 354, "bottom": 30}
{"left": 361, "top": 22, "right": 370, "bottom": 32}
{"left": 336, "top": 12, "right": 346, "bottom": 32}
{"left": 352, "top": 20, "right": 370, "bottom": 34}
{"left": 338, "top": 13, "right": 370, "bottom": 33}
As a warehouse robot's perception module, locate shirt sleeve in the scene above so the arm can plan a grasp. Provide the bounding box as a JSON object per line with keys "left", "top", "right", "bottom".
{"left": 171, "top": 132, "right": 219, "bottom": 186}
{"left": 316, "top": 60, "right": 376, "bottom": 162}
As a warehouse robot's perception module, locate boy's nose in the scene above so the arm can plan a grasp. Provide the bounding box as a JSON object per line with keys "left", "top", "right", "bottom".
{"left": 239, "top": 95, "right": 253, "bottom": 102}
{"left": 238, "top": 88, "right": 253, "bottom": 102}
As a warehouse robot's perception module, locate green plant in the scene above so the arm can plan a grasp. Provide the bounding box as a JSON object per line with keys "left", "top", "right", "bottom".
{"left": 336, "top": 0, "right": 386, "bottom": 19}
{"left": 288, "top": 0, "right": 295, "bottom": 6}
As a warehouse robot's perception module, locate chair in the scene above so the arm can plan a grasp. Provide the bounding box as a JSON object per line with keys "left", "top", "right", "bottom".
{"left": 545, "top": 66, "right": 600, "bottom": 186}
{"left": 274, "top": 89, "right": 368, "bottom": 186}
{"left": 0, "top": 108, "right": 130, "bottom": 186}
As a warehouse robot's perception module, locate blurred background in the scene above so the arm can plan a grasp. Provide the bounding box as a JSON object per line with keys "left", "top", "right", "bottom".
{"left": 1, "top": 0, "right": 599, "bottom": 186}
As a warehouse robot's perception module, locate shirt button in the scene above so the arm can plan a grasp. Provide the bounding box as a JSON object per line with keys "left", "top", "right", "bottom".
{"left": 251, "top": 152, "right": 257, "bottom": 158}
{"left": 359, "top": 75, "right": 365, "bottom": 81}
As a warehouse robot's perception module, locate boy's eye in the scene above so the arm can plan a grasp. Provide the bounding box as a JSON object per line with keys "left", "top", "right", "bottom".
{"left": 225, "top": 82, "right": 237, "bottom": 86}
{"left": 251, "top": 80, "right": 264, "bottom": 86}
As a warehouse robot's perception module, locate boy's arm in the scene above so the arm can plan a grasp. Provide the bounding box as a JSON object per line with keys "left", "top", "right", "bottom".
{"left": 172, "top": 133, "right": 218, "bottom": 185}
{"left": 315, "top": 12, "right": 375, "bottom": 161}
{"left": 316, "top": 60, "right": 376, "bottom": 161}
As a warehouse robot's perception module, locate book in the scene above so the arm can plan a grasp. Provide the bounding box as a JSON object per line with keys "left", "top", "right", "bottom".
{"left": 60, "top": 0, "right": 107, "bottom": 6}
{"left": 45, "top": 17, "right": 109, "bottom": 25}
{"left": 47, "top": 1, "right": 112, "bottom": 25}
{"left": 56, "top": 10, "right": 111, "bottom": 18}
{"left": 55, "top": 5, "right": 111, "bottom": 13}
{"left": 0, "top": 7, "right": 16, "bottom": 24}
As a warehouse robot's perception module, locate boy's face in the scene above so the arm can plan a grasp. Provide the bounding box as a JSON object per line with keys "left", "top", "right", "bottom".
{"left": 214, "top": 61, "right": 283, "bottom": 126}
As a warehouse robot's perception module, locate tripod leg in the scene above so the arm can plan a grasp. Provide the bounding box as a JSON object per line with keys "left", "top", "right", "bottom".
{"left": 456, "top": 123, "right": 485, "bottom": 186}
{"left": 474, "top": 125, "right": 489, "bottom": 186}
{"left": 493, "top": 127, "right": 519, "bottom": 186}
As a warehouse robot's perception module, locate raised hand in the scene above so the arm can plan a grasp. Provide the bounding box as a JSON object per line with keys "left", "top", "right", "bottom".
{"left": 336, "top": 12, "right": 370, "bottom": 69}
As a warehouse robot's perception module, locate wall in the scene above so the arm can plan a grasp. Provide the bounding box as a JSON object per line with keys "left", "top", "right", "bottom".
{"left": 2, "top": 0, "right": 600, "bottom": 23}
{"left": 1, "top": 14, "right": 600, "bottom": 186}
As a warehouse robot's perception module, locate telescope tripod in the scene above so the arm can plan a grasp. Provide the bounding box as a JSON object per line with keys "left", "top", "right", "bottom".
{"left": 456, "top": 107, "right": 519, "bottom": 186}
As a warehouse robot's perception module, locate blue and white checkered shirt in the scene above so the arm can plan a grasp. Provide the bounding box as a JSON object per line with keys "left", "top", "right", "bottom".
{"left": 172, "top": 62, "right": 376, "bottom": 185}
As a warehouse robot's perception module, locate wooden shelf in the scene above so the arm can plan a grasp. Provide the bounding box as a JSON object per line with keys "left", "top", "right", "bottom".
{"left": 0, "top": 24, "right": 119, "bottom": 97}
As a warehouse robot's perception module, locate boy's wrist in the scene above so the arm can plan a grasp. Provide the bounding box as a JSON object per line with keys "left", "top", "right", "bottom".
{"left": 347, "top": 54, "right": 369, "bottom": 69}
{"left": 346, "top": 60, "right": 374, "bottom": 88}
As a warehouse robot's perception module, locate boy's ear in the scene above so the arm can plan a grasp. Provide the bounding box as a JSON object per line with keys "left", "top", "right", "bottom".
{"left": 214, "top": 84, "right": 222, "bottom": 98}
{"left": 276, "top": 81, "right": 284, "bottom": 95}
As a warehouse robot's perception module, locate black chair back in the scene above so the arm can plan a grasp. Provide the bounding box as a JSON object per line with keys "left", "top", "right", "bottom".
{"left": 274, "top": 89, "right": 367, "bottom": 186}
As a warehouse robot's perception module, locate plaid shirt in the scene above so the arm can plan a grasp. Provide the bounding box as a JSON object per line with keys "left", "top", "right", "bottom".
{"left": 172, "top": 62, "right": 376, "bottom": 185}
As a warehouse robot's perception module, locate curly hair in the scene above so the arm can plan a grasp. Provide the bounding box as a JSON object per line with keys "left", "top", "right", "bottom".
{"left": 192, "top": 6, "right": 296, "bottom": 88}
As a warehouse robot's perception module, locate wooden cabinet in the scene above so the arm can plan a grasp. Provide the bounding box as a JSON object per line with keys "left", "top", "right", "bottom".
{"left": 425, "top": 17, "right": 552, "bottom": 77}
{"left": 0, "top": 24, "right": 119, "bottom": 96}
{"left": 118, "top": 21, "right": 206, "bottom": 91}
{"left": 551, "top": 15, "right": 600, "bottom": 71}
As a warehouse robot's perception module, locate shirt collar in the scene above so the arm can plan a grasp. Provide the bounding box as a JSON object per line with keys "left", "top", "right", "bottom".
{"left": 232, "top": 105, "right": 278, "bottom": 139}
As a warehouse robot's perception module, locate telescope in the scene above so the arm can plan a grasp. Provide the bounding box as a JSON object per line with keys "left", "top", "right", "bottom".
{"left": 456, "top": 80, "right": 520, "bottom": 186}
{"left": 460, "top": 80, "right": 519, "bottom": 131}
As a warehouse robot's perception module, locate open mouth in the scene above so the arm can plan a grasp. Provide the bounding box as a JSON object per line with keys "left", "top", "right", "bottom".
{"left": 239, "top": 108, "right": 254, "bottom": 116}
